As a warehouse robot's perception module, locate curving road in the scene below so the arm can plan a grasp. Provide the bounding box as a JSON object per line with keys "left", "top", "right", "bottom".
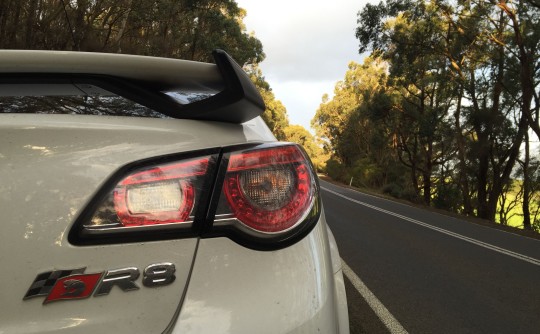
{"left": 320, "top": 180, "right": 540, "bottom": 334}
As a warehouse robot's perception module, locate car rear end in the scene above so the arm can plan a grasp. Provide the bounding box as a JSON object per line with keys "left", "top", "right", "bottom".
{"left": 0, "top": 50, "right": 349, "bottom": 334}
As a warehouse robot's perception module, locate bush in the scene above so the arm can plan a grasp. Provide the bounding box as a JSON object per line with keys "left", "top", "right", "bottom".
{"left": 433, "top": 183, "right": 461, "bottom": 211}
{"left": 350, "top": 158, "right": 385, "bottom": 188}
{"left": 382, "top": 182, "right": 420, "bottom": 202}
{"left": 325, "top": 159, "right": 351, "bottom": 184}
{"left": 382, "top": 183, "right": 402, "bottom": 198}
{"left": 326, "top": 158, "right": 420, "bottom": 203}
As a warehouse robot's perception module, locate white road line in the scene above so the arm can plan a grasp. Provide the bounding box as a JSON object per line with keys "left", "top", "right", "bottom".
{"left": 323, "top": 187, "right": 540, "bottom": 266}
{"left": 342, "top": 260, "right": 409, "bottom": 334}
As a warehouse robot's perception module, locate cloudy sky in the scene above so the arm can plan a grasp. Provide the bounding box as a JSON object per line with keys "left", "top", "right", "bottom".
{"left": 235, "top": 0, "right": 370, "bottom": 131}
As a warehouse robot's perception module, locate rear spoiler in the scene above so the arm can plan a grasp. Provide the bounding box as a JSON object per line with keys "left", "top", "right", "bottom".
{"left": 139, "top": 49, "right": 266, "bottom": 123}
{"left": 0, "top": 49, "right": 265, "bottom": 123}
{"left": 99, "top": 49, "right": 266, "bottom": 123}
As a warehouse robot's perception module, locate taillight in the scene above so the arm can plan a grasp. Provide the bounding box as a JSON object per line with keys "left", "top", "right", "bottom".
{"left": 76, "top": 156, "right": 211, "bottom": 241}
{"left": 70, "top": 143, "right": 320, "bottom": 249}
{"left": 220, "top": 145, "right": 315, "bottom": 233}
{"left": 113, "top": 158, "right": 208, "bottom": 226}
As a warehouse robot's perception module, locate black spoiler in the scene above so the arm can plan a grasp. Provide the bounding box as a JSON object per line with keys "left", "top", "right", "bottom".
{"left": 134, "top": 49, "right": 266, "bottom": 123}
{"left": 96, "top": 50, "right": 266, "bottom": 123}
{"left": 0, "top": 49, "right": 266, "bottom": 124}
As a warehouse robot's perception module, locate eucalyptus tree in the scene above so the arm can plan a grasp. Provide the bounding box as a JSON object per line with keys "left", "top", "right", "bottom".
{"left": 312, "top": 60, "right": 385, "bottom": 165}
{"left": 283, "top": 125, "right": 327, "bottom": 171}
{"left": 245, "top": 65, "right": 289, "bottom": 141}
{"left": 0, "top": 0, "right": 264, "bottom": 65}
{"left": 312, "top": 57, "right": 402, "bottom": 188}
{"left": 355, "top": 0, "right": 534, "bottom": 222}
{"left": 357, "top": 0, "right": 457, "bottom": 205}
{"left": 489, "top": 0, "right": 540, "bottom": 229}
{"left": 441, "top": 0, "right": 531, "bottom": 221}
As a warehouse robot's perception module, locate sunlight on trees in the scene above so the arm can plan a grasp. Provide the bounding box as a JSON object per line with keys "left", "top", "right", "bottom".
{"left": 316, "top": 0, "right": 540, "bottom": 231}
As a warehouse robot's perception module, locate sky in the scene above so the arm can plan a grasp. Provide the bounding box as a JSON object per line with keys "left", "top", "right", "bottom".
{"left": 235, "top": 0, "right": 370, "bottom": 132}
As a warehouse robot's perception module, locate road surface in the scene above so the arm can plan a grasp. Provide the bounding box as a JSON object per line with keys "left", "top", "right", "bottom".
{"left": 320, "top": 180, "right": 540, "bottom": 334}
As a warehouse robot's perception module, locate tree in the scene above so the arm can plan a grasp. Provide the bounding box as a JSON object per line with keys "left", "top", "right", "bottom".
{"left": 313, "top": 58, "right": 389, "bottom": 164}
{"left": 0, "top": 1, "right": 302, "bottom": 146}
{"left": 443, "top": 0, "right": 529, "bottom": 221}
{"left": 246, "top": 65, "right": 289, "bottom": 140}
{"left": 283, "top": 125, "right": 327, "bottom": 170}
{"left": 357, "top": 0, "right": 457, "bottom": 204}
{"left": 492, "top": 0, "right": 540, "bottom": 143}
{"left": 312, "top": 57, "right": 406, "bottom": 188}
{"left": 0, "top": 0, "right": 264, "bottom": 66}
{"left": 354, "top": 0, "right": 533, "bottom": 222}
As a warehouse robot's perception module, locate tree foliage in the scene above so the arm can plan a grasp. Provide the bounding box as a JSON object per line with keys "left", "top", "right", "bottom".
{"left": 316, "top": 0, "right": 540, "bottom": 229}
{"left": 283, "top": 124, "right": 327, "bottom": 171}
{"left": 0, "top": 1, "right": 321, "bottom": 163}
{"left": 245, "top": 65, "right": 289, "bottom": 140}
{"left": 0, "top": 0, "right": 264, "bottom": 65}
{"left": 313, "top": 57, "right": 408, "bottom": 189}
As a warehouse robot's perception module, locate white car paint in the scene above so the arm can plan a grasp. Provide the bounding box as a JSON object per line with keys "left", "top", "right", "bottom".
{"left": 171, "top": 216, "right": 345, "bottom": 334}
{"left": 0, "top": 50, "right": 348, "bottom": 333}
{"left": 1, "top": 114, "right": 348, "bottom": 333}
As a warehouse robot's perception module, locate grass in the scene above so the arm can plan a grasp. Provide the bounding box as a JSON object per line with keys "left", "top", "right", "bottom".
{"left": 496, "top": 180, "right": 540, "bottom": 231}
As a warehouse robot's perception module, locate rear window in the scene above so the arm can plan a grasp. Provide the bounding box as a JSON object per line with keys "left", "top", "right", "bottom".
{"left": 0, "top": 83, "right": 166, "bottom": 118}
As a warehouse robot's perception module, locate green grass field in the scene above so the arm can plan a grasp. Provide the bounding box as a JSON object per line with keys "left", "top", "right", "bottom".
{"left": 496, "top": 181, "right": 539, "bottom": 230}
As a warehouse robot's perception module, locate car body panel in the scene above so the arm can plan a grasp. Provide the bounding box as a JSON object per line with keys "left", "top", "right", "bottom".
{"left": 327, "top": 225, "right": 350, "bottom": 334}
{"left": 170, "top": 215, "right": 344, "bottom": 334}
{"left": 0, "top": 114, "right": 273, "bottom": 333}
{"left": 1, "top": 239, "right": 197, "bottom": 334}
{"left": 0, "top": 50, "right": 349, "bottom": 333}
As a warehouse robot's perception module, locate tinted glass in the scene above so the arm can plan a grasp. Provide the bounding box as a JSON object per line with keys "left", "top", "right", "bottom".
{"left": 0, "top": 84, "right": 166, "bottom": 118}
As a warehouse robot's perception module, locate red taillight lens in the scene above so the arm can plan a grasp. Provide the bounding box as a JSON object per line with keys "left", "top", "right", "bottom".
{"left": 220, "top": 145, "right": 316, "bottom": 233}
{"left": 114, "top": 158, "right": 208, "bottom": 226}
{"left": 114, "top": 179, "right": 195, "bottom": 226}
{"left": 73, "top": 144, "right": 320, "bottom": 248}
{"left": 86, "top": 157, "right": 209, "bottom": 229}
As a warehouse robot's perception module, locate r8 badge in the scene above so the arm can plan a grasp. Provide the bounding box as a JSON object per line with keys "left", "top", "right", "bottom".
{"left": 24, "top": 263, "right": 175, "bottom": 304}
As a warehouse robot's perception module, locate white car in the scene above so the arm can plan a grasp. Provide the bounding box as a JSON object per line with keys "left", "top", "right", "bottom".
{"left": 0, "top": 50, "right": 349, "bottom": 334}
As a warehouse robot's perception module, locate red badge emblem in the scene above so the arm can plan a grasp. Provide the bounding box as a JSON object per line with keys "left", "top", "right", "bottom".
{"left": 44, "top": 273, "right": 103, "bottom": 304}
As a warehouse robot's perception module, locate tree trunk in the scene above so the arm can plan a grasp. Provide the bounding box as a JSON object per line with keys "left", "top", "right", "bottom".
{"left": 114, "top": 0, "right": 133, "bottom": 52}
{"left": 0, "top": 0, "right": 8, "bottom": 46}
{"left": 423, "top": 140, "right": 433, "bottom": 205}
{"left": 454, "top": 85, "right": 473, "bottom": 215}
{"left": 477, "top": 143, "right": 490, "bottom": 219}
{"left": 423, "top": 170, "right": 431, "bottom": 205}
{"left": 7, "top": 0, "right": 21, "bottom": 47}
{"left": 25, "top": 0, "right": 38, "bottom": 48}
{"left": 523, "top": 131, "right": 532, "bottom": 230}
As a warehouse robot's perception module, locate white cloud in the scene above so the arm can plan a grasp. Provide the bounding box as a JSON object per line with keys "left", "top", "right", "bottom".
{"left": 236, "top": 0, "right": 370, "bottom": 131}
{"left": 271, "top": 80, "right": 336, "bottom": 129}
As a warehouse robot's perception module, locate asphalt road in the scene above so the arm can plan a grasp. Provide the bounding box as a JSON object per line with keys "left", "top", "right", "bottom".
{"left": 320, "top": 180, "right": 540, "bottom": 334}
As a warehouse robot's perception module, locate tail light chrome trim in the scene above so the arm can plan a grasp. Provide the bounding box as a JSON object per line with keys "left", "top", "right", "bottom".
{"left": 69, "top": 143, "right": 321, "bottom": 250}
